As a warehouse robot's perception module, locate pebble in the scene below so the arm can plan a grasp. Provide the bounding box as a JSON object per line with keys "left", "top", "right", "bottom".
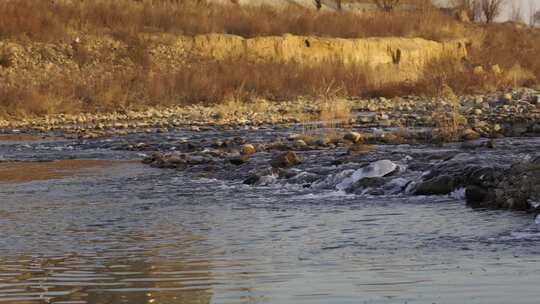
{"left": 2, "top": 88, "right": 540, "bottom": 143}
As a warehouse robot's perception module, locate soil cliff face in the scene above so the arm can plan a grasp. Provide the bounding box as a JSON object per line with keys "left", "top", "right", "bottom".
{"left": 1, "top": 33, "right": 467, "bottom": 87}
{"left": 0, "top": 33, "right": 469, "bottom": 118}
{"left": 177, "top": 34, "right": 467, "bottom": 82}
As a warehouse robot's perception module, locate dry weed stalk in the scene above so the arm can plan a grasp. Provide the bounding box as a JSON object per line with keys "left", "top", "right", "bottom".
{"left": 431, "top": 84, "right": 466, "bottom": 142}
{"left": 315, "top": 80, "right": 352, "bottom": 138}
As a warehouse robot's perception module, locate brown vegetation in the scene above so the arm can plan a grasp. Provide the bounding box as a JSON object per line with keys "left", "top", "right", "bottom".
{"left": 0, "top": 0, "right": 465, "bottom": 42}
{"left": 0, "top": 57, "right": 417, "bottom": 117}
{"left": 0, "top": 0, "right": 539, "bottom": 118}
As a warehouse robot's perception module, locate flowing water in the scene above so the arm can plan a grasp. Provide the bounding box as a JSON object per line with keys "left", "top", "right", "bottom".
{"left": 1, "top": 129, "right": 540, "bottom": 304}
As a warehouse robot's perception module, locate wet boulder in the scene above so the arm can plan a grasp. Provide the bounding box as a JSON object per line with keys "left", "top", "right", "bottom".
{"left": 411, "top": 153, "right": 505, "bottom": 198}
{"left": 465, "top": 185, "right": 490, "bottom": 206}
{"left": 243, "top": 168, "right": 279, "bottom": 186}
{"left": 413, "top": 175, "right": 456, "bottom": 195}
{"left": 491, "top": 162, "right": 540, "bottom": 210}
{"left": 271, "top": 151, "right": 302, "bottom": 168}
{"left": 344, "top": 177, "right": 387, "bottom": 194}
{"left": 462, "top": 160, "right": 540, "bottom": 210}
{"left": 142, "top": 152, "right": 215, "bottom": 169}
{"left": 229, "top": 155, "right": 250, "bottom": 166}
{"left": 243, "top": 174, "right": 261, "bottom": 185}
{"left": 461, "top": 129, "right": 481, "bottom": 141}
{"left": 240, "top": 144, "right": 256, "bottom": 156}
{"left": 336, "top": 160, "right": 398, "bottom": 191}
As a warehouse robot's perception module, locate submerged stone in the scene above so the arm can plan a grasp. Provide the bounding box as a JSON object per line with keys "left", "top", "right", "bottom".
{"left": 271, "top": 151, "right": 302, "bottom": 168}
{"left": 413, "top": 175, "right": 456, "bottom": 195}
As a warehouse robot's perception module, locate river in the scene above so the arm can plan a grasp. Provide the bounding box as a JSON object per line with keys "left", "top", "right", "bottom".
{"left": 1, "top": 128, "right": 540, "bottom": 303}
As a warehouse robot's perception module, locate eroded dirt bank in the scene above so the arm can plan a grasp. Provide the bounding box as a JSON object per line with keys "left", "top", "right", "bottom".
{"left": 0, "top": 33, "right": 466, "bottom": 85}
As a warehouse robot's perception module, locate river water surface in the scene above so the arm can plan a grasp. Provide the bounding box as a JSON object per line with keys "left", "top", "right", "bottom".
{"left": 1, "top": 129, "right": 540, "bottom": 304}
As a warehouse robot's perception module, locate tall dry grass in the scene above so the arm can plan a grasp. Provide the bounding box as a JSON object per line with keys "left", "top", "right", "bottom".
{"left": 4, "top": 52, "right": 536, "bottom": 118}
{"left": 469, "top": 24, "right": 540, "bottom": 81}
{"left": 0, "top": 57, "right": 421, "bottom": 118}
{"left": 1, "top": 0, "right": 540, "bottom": 119}
{"left": 0, "top": 0, "right": 466, "bottom": 42}
{"left": 418, "top": 24, "right": 540, "bottom": 96}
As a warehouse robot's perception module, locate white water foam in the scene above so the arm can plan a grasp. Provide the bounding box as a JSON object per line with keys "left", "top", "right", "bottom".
{"left": 528, "top": 199, "right": 540, "bottom": 209}
{"left": 508, "top": 231, "right": 540, "bottom": 240}
{"left": 311, "top": 169, "right": 355, "bottom": 190}
{"left": 336, "top": 160, "right": 398, "bottom": 191}
{"left": 294, "top": 191, "right": 355, "bottom": 200}
{"left": 450, "top": 187, "right": 466, "bottom": 201}
{"left": 256, "top": 173, "right": 279, "bottom": 186}
{"left": 385, "top": 177, "right": 411, "bottom": 194}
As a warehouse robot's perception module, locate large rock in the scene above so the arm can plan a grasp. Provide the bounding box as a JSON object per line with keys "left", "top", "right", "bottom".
{"left": 411, "top": 153, "right": 506, "bottom": 199}
{"left": 413, "top": 175, "right": 456, "bottom": 195}
{"left": 271, "top": 151, "right": 302, "bottom": 168}
{"left": 487, "top": 162, "right": 540, "bottom": 210}
{"left": 336, "top": 159, "right": 398, "bottom": 191}
{"left": 417, "top": 154, "right": 540, "bottom": 211}
{"left": 465, "top": 185, "right": 489, "bottom": 205}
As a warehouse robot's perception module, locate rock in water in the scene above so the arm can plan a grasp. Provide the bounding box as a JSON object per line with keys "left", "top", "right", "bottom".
{"left": 413, "top": 175, "right": 456, "bottom": 195}
{"left": 243, "top": 174, "right": 261, "bottom": 185}
{"left": 229, "top": 155, "right": 249, "bottom": 166}
{"left": 344, "top": 132, "right": 363, "bottom": 143}
{"left": 461, "top": 129, "right": 480, "bottom": 141}
{"left": 240, "top": 144, "right": 256, "bottom": 156}
{"left": 271, "top": 151, "right": 302, "bottom": 168}
{"left": 336, "top": 160, "right": 398, "bottom": 191}
{"left": 465, "top": 185, "right": 489, "bottom": 205}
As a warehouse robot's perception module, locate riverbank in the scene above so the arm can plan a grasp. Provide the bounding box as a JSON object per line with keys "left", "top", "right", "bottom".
{"left": 1, "top": 0, "right": 540, "bottom": 118}
{"left": 3, "top": 88, "right": 540, "bottom": 213}
{"left": 2, "top": 88, "right": 540, "bottom": 141}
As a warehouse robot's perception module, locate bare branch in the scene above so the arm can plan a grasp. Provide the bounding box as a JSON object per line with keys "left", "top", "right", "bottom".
{"left": 480, "top": 0, "right": 506, "bottom": 24}
{"left": 510, "top": 1, "right": 523, "bottom": 23}
{"left": 373, "top": 0, "right": 400, "bottom": 12}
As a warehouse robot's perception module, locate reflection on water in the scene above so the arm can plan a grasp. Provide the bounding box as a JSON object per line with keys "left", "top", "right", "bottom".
{"left": 0, "top": 255, "right": 212, "bottom": 304}
{"left": 2, "top": 134, "right": 540, "bottom": 303}
{"left": 0, "top": 160, "right": 134, "bottom": 184}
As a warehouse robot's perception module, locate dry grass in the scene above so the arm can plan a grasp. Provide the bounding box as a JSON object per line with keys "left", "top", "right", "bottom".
{"left": 0, "top": 0, "right": 465, "bottom": 42}
{"left": 469, "top": 24, "right": 540, "bottom": 82}
{"left": 1, "top": 0, "right": 540, "bottom": 119}
{"left": 431, "top": 84, "right": 466, "bottom": 142}
{"left": 0, "top": 57, "right": 421, "bottom": 118}
{"left": 408, "top": 24, "right": 540, "bottom": 97}
{"left": 1, "top": 51, "right": 535, "bottom": 118}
